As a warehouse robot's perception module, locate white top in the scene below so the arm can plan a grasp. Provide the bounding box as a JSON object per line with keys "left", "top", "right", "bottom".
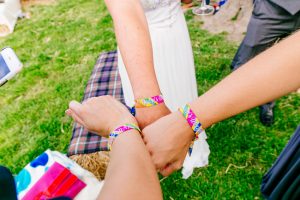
{"left": 141, "top": 0, "right": 181, "bottom": 28}
{"left": 141, "top": 0, "right": 179, "bottom": 10}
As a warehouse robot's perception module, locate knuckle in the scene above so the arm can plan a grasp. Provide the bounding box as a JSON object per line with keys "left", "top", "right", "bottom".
{"left": 104, "top": 95, "right": 113, "bottom": 100}
{"left": 154, "top": 160, "right": 163, "bottom": 169}
{"left": 88, "top": 97, "right": 95, "bottom": 101}
{"left": 160, "top": 171, "right": 168, "bottom": 177}
{"left": 174, "top": 163, "right": 182, "bottom": 170}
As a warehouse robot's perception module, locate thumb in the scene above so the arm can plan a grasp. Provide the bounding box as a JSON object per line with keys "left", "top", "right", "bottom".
{"left": 69, "top": 100, "right": 84, "bottom": 116}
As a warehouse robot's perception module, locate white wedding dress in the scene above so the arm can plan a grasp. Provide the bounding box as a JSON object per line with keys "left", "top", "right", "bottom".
{"left": 118, "top": 0, "right": 210, "bottom": 178}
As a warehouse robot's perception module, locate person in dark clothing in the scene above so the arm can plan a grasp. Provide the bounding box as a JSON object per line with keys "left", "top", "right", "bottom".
{"left": 0, "top": 166, "right": 17, "bottom": 200}
{"left": 261, "top": 126, "right": 300, "bottom": 200}
{"left": 231, "top": 0, "right": 300, "bottom": 126}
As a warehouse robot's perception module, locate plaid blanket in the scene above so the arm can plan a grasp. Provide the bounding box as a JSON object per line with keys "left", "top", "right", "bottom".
{"left": 68, "top": 51, "right": 124, "bottom": 156}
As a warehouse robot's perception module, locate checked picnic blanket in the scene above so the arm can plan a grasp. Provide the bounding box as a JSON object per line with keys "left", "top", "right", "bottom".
{"left": 67, "top": 50, "right": 124, "bottom": 156}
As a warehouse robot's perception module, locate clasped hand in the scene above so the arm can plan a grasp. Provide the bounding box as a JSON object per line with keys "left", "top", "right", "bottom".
{"left": 66, "top": 96, "right": 194, "bottom": 176}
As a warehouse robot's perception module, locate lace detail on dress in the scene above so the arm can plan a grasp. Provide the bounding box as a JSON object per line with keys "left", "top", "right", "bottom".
{"left": 140, "top": 0, "right": 178, "bottom": 10}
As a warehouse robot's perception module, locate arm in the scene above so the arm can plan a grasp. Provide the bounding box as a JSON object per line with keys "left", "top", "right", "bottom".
{"left": 99, "top": 131, "right": 162, "bottom": 200}
{"left": 104, "top": 0, "right": 170, "bottom": 128}
{"left": 104, "top": 0, "right": 159, "bottom": 98}
{"left": 66, "top": 96, "right": 162, "bottom": 200}
{"left": 191, "top": 30, "right": 300, "bottom": 128}
{"left": 143, "top": 31, "right": 300, "bottom": 176}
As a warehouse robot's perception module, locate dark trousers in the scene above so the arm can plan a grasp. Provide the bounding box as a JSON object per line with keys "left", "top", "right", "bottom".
{"left": 232, "top": 0, "right": 300, "bottom": 70}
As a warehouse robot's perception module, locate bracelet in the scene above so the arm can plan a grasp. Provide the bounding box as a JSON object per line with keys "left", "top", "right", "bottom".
{"left": 108, "top": 123, "right": 141, "bottom": 150}
{"left": 179, "top": 104, "right": 204, "bottom": 156}
{"left": 134, "top": 95, "right": 164, "bottom": 108}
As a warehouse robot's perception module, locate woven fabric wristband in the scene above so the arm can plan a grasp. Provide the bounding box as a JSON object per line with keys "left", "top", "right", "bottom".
{"left": 134, "top": 94, "right": 164, "bottom": 108}
{"left": 179, "top": 104, "right": 205, "bottom": 156}
{"left": 108, "top": 123, "right": 141, "bottom": 150}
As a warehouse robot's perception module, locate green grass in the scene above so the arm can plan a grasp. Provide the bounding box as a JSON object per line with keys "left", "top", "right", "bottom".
{"left": 0, "top": 1, "right": 299, "bottom": 199}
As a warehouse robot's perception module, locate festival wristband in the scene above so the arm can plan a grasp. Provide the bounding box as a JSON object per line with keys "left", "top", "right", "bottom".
{"left": 179, "top": 104, "right": 204, "bottom": 156}
{"left": 108, "top": 123, "right": 141, "bottom": 150}
{"left": 134, "top": 95, "right": 164, "bottom": 108}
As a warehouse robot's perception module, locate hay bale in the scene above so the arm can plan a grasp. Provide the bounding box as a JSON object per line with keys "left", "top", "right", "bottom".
{"left": 70, "top": 151, "right": 110, "bottom": 181}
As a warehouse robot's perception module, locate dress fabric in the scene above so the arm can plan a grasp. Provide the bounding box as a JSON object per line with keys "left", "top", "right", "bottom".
{"left": 118, "top": 0, "right": 210, "bottom": 178}
{"left": 118, "top": 0, "right": 198, "bottom": 111}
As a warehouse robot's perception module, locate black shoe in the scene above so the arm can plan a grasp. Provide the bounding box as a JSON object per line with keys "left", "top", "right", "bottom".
{"left": 259, "top": 102, "right": 275, "bottom": 126}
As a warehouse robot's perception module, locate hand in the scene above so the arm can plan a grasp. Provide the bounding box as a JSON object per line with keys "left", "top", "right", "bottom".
{"left": 135, "top": 103, "right": 171, "bottom": 129}
{"left": 66, "top": 96, "right": 137, "bottom": 137}
{"left": 142, "top": 111, "right": 194, "bottom": 176}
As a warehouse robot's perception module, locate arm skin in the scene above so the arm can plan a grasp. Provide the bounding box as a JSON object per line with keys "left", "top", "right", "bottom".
{"left": 142, "top": 30, "right": 300, "bottom": 176}
{"left": 104, "top": 0, "right": 170, "bottom": 128}
{"left": 66, "top": 96, "right": 162, "bottom": 200}
{"left": 98, "top": 131, "right": 163, "bottom": 200}
{"left": 104, "top": 0, "right": 160, "bottom": 98}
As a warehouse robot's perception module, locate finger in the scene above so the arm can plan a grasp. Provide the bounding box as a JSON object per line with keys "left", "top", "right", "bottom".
{"left": 159, "top": 163, "right": 177, "bottom": 177}
{"left": 69, "top": 100, "right": 84, "bottom": 116}
{"left": 66, "top": 109, "right": 85, "bottom": 125}
{"left": 159, "top": 163, "right": 170, "bottom": 174}
{"left": 152, "top": 157, "right": 166, "bottom": 170}
{"left": 141, "top": 133, "right": 147, "bottom": 143}
{"left": 65, "top": 109, "right": 72, "bottom": 116}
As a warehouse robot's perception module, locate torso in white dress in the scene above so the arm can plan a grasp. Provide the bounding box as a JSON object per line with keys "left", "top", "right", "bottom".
{"left": 118, "top": 0, "right": 210, "bottom": 178}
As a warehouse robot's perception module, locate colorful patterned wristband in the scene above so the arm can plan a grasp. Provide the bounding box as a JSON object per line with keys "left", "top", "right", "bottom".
{"left": 108, "top": 123, "right": 141, "bottom": 150}
{"left": 134, "top": 95, "right": 164, "bottom": 108}
{"left": 179, "top": 104, "right": 204, "bottom": 156}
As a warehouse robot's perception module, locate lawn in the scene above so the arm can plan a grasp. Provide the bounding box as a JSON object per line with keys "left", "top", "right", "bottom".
{"left": 0, "top": 0, "right": 299, "bottom": 199}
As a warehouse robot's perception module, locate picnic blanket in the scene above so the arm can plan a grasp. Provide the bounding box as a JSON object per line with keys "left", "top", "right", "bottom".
{"left": 68, "top": 51, "right": 123, "bottom": 156}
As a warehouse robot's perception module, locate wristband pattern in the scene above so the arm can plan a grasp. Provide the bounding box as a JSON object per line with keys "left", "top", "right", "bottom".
{"left": 108, "top": 123, "right": 141, "bottom": 150}
{"left": 135, "top": 95, "right": 164, "bottom": 108}
{"left": 179, "top": 104, "right": 204, "bottom": 156}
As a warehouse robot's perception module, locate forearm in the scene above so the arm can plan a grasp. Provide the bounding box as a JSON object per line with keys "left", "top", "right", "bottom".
{"left": 104, "top": 0, "right": 161, "bottom": 98}
{"left": 98, "top": 131, "right": 162, "bottom": 200}
{"left": 191, "top": 31, "right": 300, "bottom": 128}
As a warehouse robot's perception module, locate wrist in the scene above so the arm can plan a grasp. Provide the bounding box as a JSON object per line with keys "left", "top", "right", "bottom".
{"left": 135, "top": 101, "right": 167, "bottom": 111}
{"left": 134, "top": 94, "right": 165, "bottom": 108}
{"left": 133, "top": 87, "right": 161, "bottom": 100}
{"left": 189, "top": 98, "right": 211, "bottom": 129}
{"left": 108, "top": 123, "right": 141, "bottom": 150}
{"left": 173, "top": 111, "right": 195, "bottom": 141}
{"left": 107, "top": 116, "right": 137, "bottom": 135}
{"left": 114, "top": 130, "right": 143, "bottom": 146}
{"left": 178, "top": 103, "right": 206, "bottom": 155}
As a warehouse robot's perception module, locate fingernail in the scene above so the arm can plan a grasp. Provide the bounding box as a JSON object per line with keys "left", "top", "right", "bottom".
{"left": 69, "top": 100, "right": 81, "bottom": 109}
{"left": 65, "top": 109, "right": 71, "bottom": 115}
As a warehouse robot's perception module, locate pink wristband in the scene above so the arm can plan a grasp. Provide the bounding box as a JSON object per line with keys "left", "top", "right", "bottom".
{"left": 108, "top": 123, "right": 141, "bottom": 150}
{"left": 135, "top": 95, "right": 164, "bottom": 108}
{"left": 179, "top": 104, "right": 204, "bottom": 156}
